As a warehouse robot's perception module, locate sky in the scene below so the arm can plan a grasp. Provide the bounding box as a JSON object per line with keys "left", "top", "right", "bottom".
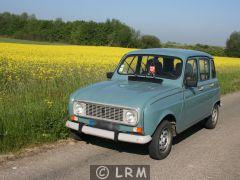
{"left": 1, "top": 0, "right": 240, "bottom": 46}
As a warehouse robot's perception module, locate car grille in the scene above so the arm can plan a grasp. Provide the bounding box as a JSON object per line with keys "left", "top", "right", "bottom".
{"left": 85, "top": 102, "right": 124, "bottom": 122}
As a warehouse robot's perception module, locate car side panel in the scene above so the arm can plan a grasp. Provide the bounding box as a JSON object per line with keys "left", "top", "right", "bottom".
{"left": 182, "top": 86, "right": 207, "bottom": 129}
{"left": 209, "top": 78, "right": 221, "bottom": 108}
{"left": 143, "top": 91, "right": 184, "bottom": 136}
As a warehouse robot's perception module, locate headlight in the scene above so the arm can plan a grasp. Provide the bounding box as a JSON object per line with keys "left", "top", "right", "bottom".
{"left": 73, "top": 102, "right": 86, "bottom": 116}
{"left": 123, "top": 109, "right": 138, "bottom": 125}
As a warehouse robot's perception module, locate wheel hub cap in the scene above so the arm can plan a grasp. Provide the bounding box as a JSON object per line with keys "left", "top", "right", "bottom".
{"left": 159, "top": 128, "right": 169, "bottom": 151}
{"left": 212, "top": 107, "right": 218, "bottom": 124}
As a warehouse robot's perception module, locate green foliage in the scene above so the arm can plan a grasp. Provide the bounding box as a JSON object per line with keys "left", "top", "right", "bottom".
{"left": 163, "top": 42, "right": 226, "bottom": 57}
{"left": 225, "top": 31, "right": 240, "bottom": 57}
{"left": 0, "top": 12, "right": 161, "bottom": 48}
{"left": 140, "top": 35, "right": 161, "bottom": 48}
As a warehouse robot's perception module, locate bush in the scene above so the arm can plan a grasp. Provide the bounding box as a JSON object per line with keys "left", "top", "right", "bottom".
{"left": 139, "top": 35, "right": 161, "bottom": 48}
{"left": 163, "top": 42, "right": 226, "bottom": 57}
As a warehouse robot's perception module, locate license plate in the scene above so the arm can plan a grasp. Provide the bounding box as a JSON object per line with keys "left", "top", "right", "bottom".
{"left": 95, "top": 121, "right": 118, "bottom": 131}
{"left": 66, "top": 121, "right": 79, "bottom": 131}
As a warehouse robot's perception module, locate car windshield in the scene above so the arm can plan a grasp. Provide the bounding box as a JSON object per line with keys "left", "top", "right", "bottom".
{"left": 118, "top": 55, "right": 183, "bottom": 79}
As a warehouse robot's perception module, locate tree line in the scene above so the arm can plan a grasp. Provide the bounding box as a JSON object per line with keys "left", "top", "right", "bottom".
{"left": 0, "top": 12, "right": 240, "bottom": 57}
{"left": 0, "top": 12, "right": 161, "bottom": 49}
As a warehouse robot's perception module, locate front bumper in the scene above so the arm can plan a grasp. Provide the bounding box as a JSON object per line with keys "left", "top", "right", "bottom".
{"left": 66, "top": 120, "right": 152, "bottom": 144}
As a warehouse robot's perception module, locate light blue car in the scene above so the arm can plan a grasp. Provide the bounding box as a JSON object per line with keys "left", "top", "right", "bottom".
{"left": 66, "top": 48, "right": 221, "bottom": 160}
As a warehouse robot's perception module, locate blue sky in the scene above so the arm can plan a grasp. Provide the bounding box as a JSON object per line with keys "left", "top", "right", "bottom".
{"left": 1, "top": 0, "right": 240, "bottom": 46}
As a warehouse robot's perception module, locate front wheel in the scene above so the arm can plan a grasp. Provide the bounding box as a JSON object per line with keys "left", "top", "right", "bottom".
{"left": 148, "top": 120, "right": 173, "bottom": 160}
{"left": 204, "top": 104, "right": 219, "bottom": 129}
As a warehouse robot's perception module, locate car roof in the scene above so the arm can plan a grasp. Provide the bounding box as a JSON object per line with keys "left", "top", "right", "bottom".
{"left": 127, "top": 48, "right": 213, "bottom": 59}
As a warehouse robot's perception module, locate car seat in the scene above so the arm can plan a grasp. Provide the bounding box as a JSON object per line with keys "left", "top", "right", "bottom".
{"left": 185, "top": 63, "right": 194, "bottom": 80}
{"left": 175, "top": 62, "right": 183, "bottom": 76}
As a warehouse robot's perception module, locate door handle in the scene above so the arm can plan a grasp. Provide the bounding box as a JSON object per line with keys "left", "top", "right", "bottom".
{"left": 209, "top": 83, "right": 215, "bottom": 87}
{"left": 198, "top": 86, "right": 204, "bottom": 91}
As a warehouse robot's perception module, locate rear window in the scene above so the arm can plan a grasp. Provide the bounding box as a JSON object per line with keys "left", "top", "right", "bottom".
{"left": 199, "top": 58, "right": 210, "bottom": 81}
{"left": 211, "top": 59, "right": 216, "bottom": 78}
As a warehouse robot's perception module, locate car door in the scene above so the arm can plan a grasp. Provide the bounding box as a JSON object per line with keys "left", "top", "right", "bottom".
{"left": 197, "top": 57, "right": 213, "bottom": 117}
{"left": 183, "top": 58, "right": 205, "bottom": 129}
{"left": 205, "top": 58, "right": 220, "bottom": 114}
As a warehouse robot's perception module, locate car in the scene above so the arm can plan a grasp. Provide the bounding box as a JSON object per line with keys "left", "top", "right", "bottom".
{"left": 66, "top": 48, "right": 221, "bottom": 160}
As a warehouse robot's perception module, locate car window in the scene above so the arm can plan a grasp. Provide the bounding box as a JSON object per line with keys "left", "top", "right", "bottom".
{"left": 185, "top": 59, "right": 198, "bottom": 81}
{"left": 118, "top": 56, "right": 138, "bottom": 74}
{"left": 211, "top": 59, "right": 216, "bottom": 78}
{"left": 118, "top": 55, "right": 183, "bottom": 79}
{"left": 199, "top": 58, "right": 210, "bottom": 81}
{"left": 172, "top": 58, "right": 183, "bottom": 77}
{"left": 140, "top": 56, "right": 163, "bottom": 75}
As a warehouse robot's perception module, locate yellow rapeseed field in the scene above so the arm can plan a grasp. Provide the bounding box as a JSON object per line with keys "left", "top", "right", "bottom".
{"left": 0, "top": 43, "right": 239, "bottom": 81}
{"left": 0, "top": 42, "right": 240, "bottom": 153}
{"left": 0, "top": 43, "right": 132, "bottom": 81}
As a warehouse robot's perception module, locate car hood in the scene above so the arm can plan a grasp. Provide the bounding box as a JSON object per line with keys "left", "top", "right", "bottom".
{"left": 71, "top": 80, "right": 181, "bottom": 109}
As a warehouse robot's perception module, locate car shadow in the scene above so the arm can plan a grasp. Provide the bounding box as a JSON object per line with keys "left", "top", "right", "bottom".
{"left": 82, "top": 135, "right": 149, "bottom": 155}
{"left": 81, "top": 121, "right": 204, "bottom": 156}
{"left": 172, "top": 121, "right": 204, "bottom": 145}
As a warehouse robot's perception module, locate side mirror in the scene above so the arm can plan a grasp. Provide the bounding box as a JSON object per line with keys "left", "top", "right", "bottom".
{"left": 106, "top": 72, "right": 113, "bottom": 79}
{"left": 185, "top": 77, "right": 197, "bottom": 87}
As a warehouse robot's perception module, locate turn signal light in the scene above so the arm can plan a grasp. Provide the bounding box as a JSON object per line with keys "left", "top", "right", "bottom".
{"left": 133, "top": 127, "right": 143, "bottom": 134}
{"left": 71, "top": 115, "right": 78, "bottom": 121}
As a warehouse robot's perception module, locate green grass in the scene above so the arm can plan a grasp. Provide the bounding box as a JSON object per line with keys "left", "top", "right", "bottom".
{"left": 0, "top": 37, "right": 67, "bottom": 45}
{"left": 218, "top": 70, "right": 240, "bottom": 94}
{"left": 0, "top": 64, "right": 108, "bottom": 154}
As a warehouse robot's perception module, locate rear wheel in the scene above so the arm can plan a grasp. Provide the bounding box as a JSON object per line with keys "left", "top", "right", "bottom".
{"left": 204, "top": 104, "right": 219, "bottom": 129}
{"left": 149, "top": 120, "right": 173, "bottom": 160}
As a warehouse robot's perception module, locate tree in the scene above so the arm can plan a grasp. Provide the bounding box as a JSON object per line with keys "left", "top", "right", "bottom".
{"left": 225, "top": 31, "right": 240, "bottom": 57}
{"left": 140, "top": 35, "right": 161, "bottom": 48}
{"left": 106, "top": 19, "right": 133, "bottom": 47}
{"left": 0, "top": 12, "right": 162, "bottom": 49}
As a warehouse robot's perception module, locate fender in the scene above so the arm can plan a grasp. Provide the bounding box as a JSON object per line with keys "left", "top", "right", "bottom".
{"left": 143, "top": 89, "right": 183, "bottom": 136}
{"left": 153, "top": 110, "right": 176, "bottom": 134}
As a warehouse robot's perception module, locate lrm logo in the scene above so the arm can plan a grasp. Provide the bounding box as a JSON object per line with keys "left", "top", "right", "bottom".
{"left": 90, "top": 165, "right": 150, "bottom": 180}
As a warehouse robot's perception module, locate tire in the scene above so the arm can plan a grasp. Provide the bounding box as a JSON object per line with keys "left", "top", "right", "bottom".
{"left": 70, "top": 129, "right": 83, "bottom": 141}
{"left": 204, "top": 104, "right": 219, "bottom": 129}
{"left": 149, "top": 120, "right": 173, "bottom": 160}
